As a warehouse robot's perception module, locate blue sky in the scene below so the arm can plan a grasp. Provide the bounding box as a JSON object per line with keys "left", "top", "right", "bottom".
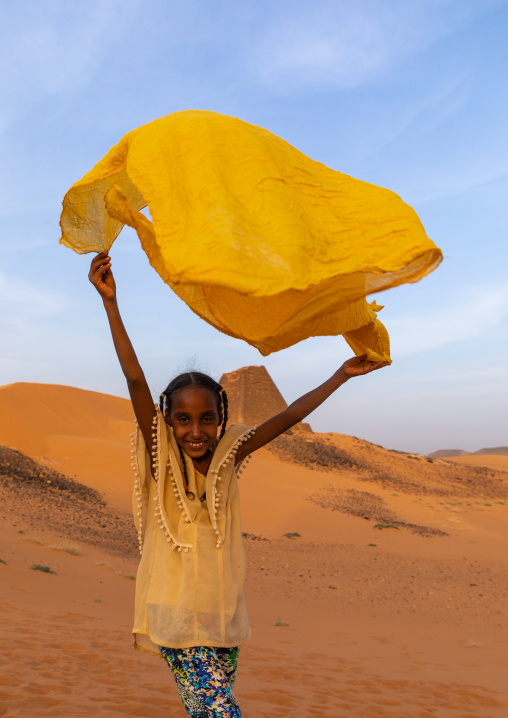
{"left": 1, "top": 0, "right": 507, "bottom": 454}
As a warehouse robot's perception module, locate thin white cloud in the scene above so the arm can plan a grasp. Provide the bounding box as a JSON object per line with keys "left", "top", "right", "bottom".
{"left": 250, "top": 0, "right": 504, "bottom": 92}
{"left": 1, "top": 237, "right": 52, "bottom": 253}
{"left": 388, "top": 286, "right": 508, "bottom": 355}
{"left": 0, "top": 270, "right": 68, "bottom": 317}
{"left": 357, "top": 73, "right": 472, "bottom": 166}
{"left": 0, "top": 1, "right": 140, "bottom": 131}
{"left": 408, "top": 164, "right": 508, "bottom": 205}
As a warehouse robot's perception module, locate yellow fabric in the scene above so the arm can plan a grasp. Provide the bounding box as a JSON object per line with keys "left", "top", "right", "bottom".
{"left": 131, "top": 407, "right": 255, "bottom": 654}
{"left": 60, "top": 110, "right": 442, "bottom": 359}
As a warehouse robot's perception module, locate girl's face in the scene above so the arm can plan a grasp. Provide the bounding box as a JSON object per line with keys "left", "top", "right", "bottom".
{"left": 165, "top": 385, "right": 221, "bottom": 458}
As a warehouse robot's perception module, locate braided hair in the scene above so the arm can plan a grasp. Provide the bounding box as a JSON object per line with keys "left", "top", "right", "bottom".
{"left": 159, "top": 372, "right": 229, "bottom": 489}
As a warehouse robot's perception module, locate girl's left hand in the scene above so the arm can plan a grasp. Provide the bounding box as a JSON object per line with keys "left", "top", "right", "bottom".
{"left": 340, "top": 355, "right": 390, "bottom": 378}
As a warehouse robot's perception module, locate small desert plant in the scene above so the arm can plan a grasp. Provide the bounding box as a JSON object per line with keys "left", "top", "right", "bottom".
{"left": 122, "top": 573, "right": 136, "bottom": 580}
{"left": 22, "top": 536, "right": 44, "bottom": 545}
{"left": 0, "top": 558, "right": 7, "bottom": 565}
{"left": 282, "top": 532, "right": 301, "bottom": 539}
{"left": 275, "top": 616, "right": 289, "bottom": 627}
{"left": 31, "top": 564, "right": 56, "bottom": 574}
{"left": 373, "top": 524, "right": 399, "bottom": 530}
{"left": 48, "top": 543, "right": 81, "bottom": 555}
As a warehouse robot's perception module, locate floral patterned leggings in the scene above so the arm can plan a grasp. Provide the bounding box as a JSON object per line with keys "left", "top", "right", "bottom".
{"left": 158, "top": 645, "right": 242, "bottom": 717}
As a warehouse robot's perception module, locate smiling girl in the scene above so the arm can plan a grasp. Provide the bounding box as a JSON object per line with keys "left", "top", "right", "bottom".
{"left": 88, "top": 251, "right": 388, "bottom": 717}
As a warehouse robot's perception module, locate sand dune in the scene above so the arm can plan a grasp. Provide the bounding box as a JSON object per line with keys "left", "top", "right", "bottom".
{"left": 1, "top": 382, "right": 507, "bottom": 717}
{"left": 0, "top": 383, "right": 134, "bottom": 510}
{"left": 447, "top": 454, "right": 508, "bottom": 472}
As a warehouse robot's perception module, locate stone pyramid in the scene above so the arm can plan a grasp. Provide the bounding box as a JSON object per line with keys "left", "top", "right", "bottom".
{"left": 219, "top": 365, "right": 312, "bottom": 433}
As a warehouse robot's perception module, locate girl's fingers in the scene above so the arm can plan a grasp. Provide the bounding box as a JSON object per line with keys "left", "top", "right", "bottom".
{"left": 91, "top": 262, "right": 111, "bottom": 274}
{"left": 370, "top": 360, "right": 389, "bottom": 370}
{"left": 91, "top": 258, "right": 111, "bottom": 271}
{"left": 90, "top": 254, "right": 111, "bottom": 269}
{"left": 90, "top": 263, "right": 111, "bottom": 282}
{"left": 359, "top": 360, "right": 387, "bottom": 373}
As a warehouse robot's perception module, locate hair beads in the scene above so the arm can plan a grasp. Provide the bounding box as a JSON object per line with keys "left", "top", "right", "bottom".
{"left": 220, "top": 390, "right": 229, "bottom": 441}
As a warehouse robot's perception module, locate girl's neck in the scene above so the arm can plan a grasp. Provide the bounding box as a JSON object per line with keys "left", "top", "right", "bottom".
{"left": 192, "top": 449, "right": 213, "bottom": 476}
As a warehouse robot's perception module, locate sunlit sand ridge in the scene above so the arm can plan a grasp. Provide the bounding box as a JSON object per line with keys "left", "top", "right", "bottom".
{"left": 1, "top": 380, "right": 507, "bottom": 717}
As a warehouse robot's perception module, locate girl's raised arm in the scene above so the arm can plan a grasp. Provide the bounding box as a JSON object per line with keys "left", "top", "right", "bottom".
{"left": 235, "top": 356, "right": 389, "bottom": 464}
{"left": 88, "top": 252, "right": 156, "bottom": 456}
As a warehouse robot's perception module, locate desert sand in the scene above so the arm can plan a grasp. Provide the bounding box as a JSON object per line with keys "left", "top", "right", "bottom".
{"left": 1, "top": 382, "right": 507, "bottom": 717}
{"left": 447, "top": 454, "right": 508, "bottom": 473}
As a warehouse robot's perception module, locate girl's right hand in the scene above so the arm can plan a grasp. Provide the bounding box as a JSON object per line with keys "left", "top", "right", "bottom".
{"left": 88, "top": 251, "right": 116, "bottom": 301}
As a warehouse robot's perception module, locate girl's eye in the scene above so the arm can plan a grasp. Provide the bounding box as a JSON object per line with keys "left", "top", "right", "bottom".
{"left": 178, "top": 417, "right": 189, "bottom": 424}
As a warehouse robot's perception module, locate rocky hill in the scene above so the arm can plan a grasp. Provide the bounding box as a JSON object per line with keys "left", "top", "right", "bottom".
{"left": 428, "top": 447, "right": 508, "bottom": 458}
{"left": 0, "top": 445, "right": 137, "bottom": 558}
{"left": 270, "top": 432, "right": 508, "bottom": 500}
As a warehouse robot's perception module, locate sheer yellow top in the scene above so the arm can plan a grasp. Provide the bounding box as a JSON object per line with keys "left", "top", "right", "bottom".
{"left": 131, "top": 407, "right": 256, "bottom": 654}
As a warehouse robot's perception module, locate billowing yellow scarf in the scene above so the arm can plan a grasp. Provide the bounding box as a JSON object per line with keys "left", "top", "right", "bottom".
{"left": 60, "top": 110, "right": 442, "bottom": 359}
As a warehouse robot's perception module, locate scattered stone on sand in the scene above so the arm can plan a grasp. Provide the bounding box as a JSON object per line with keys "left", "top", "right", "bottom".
{"left": 0, "top": 446, "right": 137, "bottom": 558}
{"left": 269, "top": 434, "right": 508, "bottom": 500}
{"left": 242, "top": 532, "right": 269, "bottom": 541}
{"left": 308, "top": 486, "right": 448, "bottom": 536}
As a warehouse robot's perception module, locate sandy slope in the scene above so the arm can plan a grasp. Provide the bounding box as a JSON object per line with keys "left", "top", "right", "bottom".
{"left": 447, "top": 454, "right": 508, "bottom": 472}
{"left": 1, "top": 382, "right": 508, "bottom": 717}
{"left": 0, "top": 383, "right": 134, "bottom": 511}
